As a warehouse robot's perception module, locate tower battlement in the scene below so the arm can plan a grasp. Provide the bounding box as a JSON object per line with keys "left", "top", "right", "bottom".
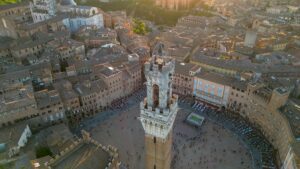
{"left": 140, "top": 94, "right": 178, "bottom": 139}
{"left": 144, "top": 55, "right": 174, "bottom": 74}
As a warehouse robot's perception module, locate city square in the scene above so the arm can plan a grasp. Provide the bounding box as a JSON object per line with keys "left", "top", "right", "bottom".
{"left": 78, "top": 90, "right": 253, "bottom": 169}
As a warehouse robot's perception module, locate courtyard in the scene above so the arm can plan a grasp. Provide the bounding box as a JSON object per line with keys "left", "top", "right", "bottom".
{"left": 79, "top": 89, "right": 253, "bottom": 169}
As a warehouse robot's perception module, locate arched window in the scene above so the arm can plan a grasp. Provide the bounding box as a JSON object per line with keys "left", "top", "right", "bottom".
{"left": 153, "top": 84, "right": 159, "bottom": 107}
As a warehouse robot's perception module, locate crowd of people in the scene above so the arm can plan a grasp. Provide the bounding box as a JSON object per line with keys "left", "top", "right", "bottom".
{"left": 76, "top": 87, "right": 146, "bottom": 133}
{"left": 206, "top": 110, "right": 277, "bottom": 169}
{"left": 180, "top": 97, "right": 278, "bottom": 169}
{"left": 109, "top": 87, "right": 146, "bottom": 111}
{"left": 172, "top": 99, "right": 253, "bottom": 169}
{"left": 79, "top": 88, "right": 277, "bottom": 169}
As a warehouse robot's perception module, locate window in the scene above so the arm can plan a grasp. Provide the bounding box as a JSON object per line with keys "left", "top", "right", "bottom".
{"left": 218, "top": 88, "right": 223, "bottom": 96}
{"left": 153, "top": 84, "right": 159, "bottom": 107}
{"left": 198, "top": 81, "right": 202, "bottom": 86}
{"left": 204, "top": 84, "right": 209, "bottom": 92}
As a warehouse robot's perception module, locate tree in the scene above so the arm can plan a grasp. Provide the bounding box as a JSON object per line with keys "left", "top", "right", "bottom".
{"left": 35, "top": 146, "right": 53, "bottom": 158}
{"left": 133, "top": 19, "right": 148, "bottom": 35}
{"left": 0, "top": 0, "right": 20, "bottom": 5}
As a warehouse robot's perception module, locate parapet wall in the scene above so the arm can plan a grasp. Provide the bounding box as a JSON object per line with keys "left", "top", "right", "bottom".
{"left": 45, "top": 130, "right": 120, "bottom": 169}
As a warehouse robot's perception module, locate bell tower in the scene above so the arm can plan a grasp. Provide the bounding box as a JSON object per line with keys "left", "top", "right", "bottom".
{"left": 140, "top": 53, "right": 178, "bottom": 169}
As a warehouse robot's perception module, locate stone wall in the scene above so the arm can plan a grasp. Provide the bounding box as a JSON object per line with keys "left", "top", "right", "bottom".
{"left": 46, "top": 130, "right": 120, "bottom": 169}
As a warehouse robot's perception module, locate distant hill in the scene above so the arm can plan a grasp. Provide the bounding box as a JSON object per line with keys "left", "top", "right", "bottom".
{"left": 0, "top": 0, "right": 21, "bottom": 6}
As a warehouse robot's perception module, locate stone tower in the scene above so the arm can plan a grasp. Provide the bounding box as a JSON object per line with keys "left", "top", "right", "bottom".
{"left": 140, "top": 53, "right": 178, "bottom": 169}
